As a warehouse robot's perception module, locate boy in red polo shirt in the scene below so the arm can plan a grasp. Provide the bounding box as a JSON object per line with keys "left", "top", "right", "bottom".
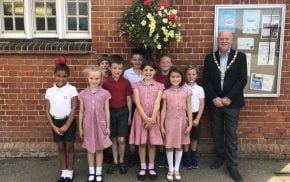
{"left": 155, "top": 54, "right": 172, "bottom": 89}
{"left": 103, "top": 55, "right": 132, "bottom": 175}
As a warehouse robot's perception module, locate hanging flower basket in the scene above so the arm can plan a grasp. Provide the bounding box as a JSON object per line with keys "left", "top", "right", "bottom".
{"left": 120, "top": 0, "right": 182, "bottom": 51}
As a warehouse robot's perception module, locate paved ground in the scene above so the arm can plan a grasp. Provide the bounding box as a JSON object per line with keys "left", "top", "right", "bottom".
{"left": 0, "top": 155, "right": 290, "bottom": 182}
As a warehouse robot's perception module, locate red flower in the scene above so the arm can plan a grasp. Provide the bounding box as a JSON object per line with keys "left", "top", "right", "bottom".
{"left": 144, "top": 0, "right": 152, "bottom": 6}
{"left": 157, "top": 2, "right": 169, "bottom": 8}
{"left": 168, "top": 14, "right": 177, "bottom": 21}
{"left": 54, "top": 57, "right": 66, "bottom": 66}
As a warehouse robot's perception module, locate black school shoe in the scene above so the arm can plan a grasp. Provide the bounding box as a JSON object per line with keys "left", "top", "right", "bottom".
{"left": 106, "top": 163, "right": 118, "bottom": 174}
{"left": 64, "top": 177, "right": 72, "bottom": 182}
{"left": 137, "top": 168, "right": 147, "bottom": 181}
{"left": 119, "top": 162, "right": 128, "bottom": 174}
{"left": 227, "top": 165, "right": 243, "bottom": 182}
{"left": 57, "top": 176, "right": 65, "bottom": 182}
{"left": 87, "top": 174, "right": 95, "bottom": 182}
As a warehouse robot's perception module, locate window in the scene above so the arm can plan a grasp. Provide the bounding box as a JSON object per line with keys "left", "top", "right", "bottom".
{"left": 0, "top": 0, "right": 91, "bottom": 39}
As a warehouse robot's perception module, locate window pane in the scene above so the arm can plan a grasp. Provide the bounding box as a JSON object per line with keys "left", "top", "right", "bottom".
{"left": 36, "top": 18, "right": 45, "bottom": 30}
{"left": 67, "top": 3, "right": 76, "bottom": 16}
{"left": 79, "top": 3, "right": 87, "bottom": 16}
{"left": 79, "top": 18, "right": 88, "bottom": 31}
{"left": 47, "top": 2, "right": 56, "bottom": 16}
{"left": 4, "top": 18, "right": 13, "bottom": 30}
{"left": 15, "top": 17, "right": 24, "bottom": 30}
{"left": 68, "top": 17, "right": 77, "bottom": 30}
{"left": 4, "top": 2, "right": 13, "bottom": 16}
{"left": 14, "top": 1, "right": 24, "bottom": 15}
{"left": 35, "top": 2, "right": 45, "bottom": 16}
{"left": 47, "top": 18, "right": 56, "bottom": 30}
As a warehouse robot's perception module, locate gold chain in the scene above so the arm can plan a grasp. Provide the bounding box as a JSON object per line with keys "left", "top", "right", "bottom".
{"left": 213, "top": 51, "right": 238, "bottom": 73}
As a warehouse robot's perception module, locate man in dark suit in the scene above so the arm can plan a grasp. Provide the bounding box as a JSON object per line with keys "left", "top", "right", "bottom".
{"left": 203, "top": 30, "right": 247, "bottom": 182}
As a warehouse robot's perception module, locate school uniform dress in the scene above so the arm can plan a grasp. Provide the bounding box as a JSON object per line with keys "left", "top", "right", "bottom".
{"left": 78, "top": 87, "right": 112, "bottom": 153}
{"left": 45, "top": 83, "right": 78, "bottom": 142}
{"left": 129, "top": 80, "right": 164, "bottom": 145}
{"left": 162, "top": 88, "right": 192, "bottom": 149}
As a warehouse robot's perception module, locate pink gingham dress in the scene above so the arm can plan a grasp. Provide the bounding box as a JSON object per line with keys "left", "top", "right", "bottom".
{"left": 163, "top": 87, "right": 192, "bottom": 149}
{"left": 129, "top": 80, "right": 164, "bottom": 145}
{"left": 78, "top": 87, "right": 112, "bottom": 153}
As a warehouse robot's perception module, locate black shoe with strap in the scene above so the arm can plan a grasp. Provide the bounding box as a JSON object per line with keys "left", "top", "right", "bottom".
{"left": 137, "top": 168, "right": 147, "bottom": 181}
{"left": 119, "top": 162, "right": 128, "bottom": 174}
{"left": 87, "top": 174, "right": 95, "bottom": 182}
{"left": 57, "top": 176, "right": 65, "bottom": 182}
{"left": 227, "top": 165, "right": 243, "bottom": 182}
{"left": 106, "top": 163, "right": 118, "bottom": 174}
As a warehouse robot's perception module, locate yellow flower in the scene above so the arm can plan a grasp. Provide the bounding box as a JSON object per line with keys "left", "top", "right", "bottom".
{"left": 157, "top": 44, "right": 162, "bottom": 49}
{"left": 171, "top": 9, "right": 177, "bottom": 14}
{"left": 147, "top": 13, "right": 152, "bottom": 19}
{"left": 162, "top": 18, "right": 168, "bottom": 23}
{"left": 141, "top": 20, "right": 147, "bottom": 26}
{"left": 175, "top": 33, "right": 182, "bottom": 42}
{"left": 158, "top": 11, "right": 162, "bottom": 16}
{"left": 169, "top": 30, "right": 174, "bottom": 38}
{"left": 164, "top": 37, "right": 168, "bottom": 42}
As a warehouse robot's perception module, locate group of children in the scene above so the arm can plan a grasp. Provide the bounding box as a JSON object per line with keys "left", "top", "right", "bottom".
{"left": 45, "top": 48, "right": 204, "bottom": 182}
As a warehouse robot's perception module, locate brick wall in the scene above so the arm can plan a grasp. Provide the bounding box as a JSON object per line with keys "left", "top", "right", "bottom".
{"left": 1, "top": 0, "right": 290, "bottom": 158}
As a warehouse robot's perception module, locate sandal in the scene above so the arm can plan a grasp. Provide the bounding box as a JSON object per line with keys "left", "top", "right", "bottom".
{"left": 148, "top": 168, "right": 158, "bottom": 180}
{"left": 166, "top": 171, "right": 174, "bottom": 181}
{"left": 87, "top": 174, "right": 95, "bottom": 182}
{"left": 137, "top": 168, "right": 147, "bottom": 181}
{"left": 174, "top": 171, "right": 182, "bottom": 181}
{"left": 95, "top": 174, "right": 103, "bottom": 182}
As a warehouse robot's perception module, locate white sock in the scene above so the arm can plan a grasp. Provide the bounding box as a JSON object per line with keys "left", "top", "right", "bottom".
{"left": 96, "top": 167, "right": 103, "bottom": 181}
{"left": 174, "top": 150, "right": 183, "bottom": 172}
{"left": 89, "top": 166, "right": 94, "bottom": 174}
{"left": 88, "top": 167, "right": 95, "bottom": 181}
{"left": 67, "top": 170, "right": 73, "bottom": 179}
{"left": 166, "top": 150, "right": 174, "bottom": 172}
{"left": 96, "top": 166, "right": 102, "bottom": 175}
{"left": 61, "top": 169, "right": 67, "bottom": 178}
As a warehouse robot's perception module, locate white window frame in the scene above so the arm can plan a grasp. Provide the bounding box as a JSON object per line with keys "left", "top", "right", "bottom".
{"left": 0, "top": 0, "right": 91, "bottom": 39}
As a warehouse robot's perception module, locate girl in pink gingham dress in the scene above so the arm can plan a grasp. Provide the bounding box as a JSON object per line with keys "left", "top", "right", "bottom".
{"left": 78, "top": 65, "right": 112, "bottom": 182}
{"left": 161, "top": 67, "right": 192, "bottom": 181}
{"left": 129, "top": 60, "right": 164, "bottom": 180}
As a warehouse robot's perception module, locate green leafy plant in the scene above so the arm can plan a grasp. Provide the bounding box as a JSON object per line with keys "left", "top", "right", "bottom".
{"left": 120, "top": 0, "right": 182, "bottom": 51}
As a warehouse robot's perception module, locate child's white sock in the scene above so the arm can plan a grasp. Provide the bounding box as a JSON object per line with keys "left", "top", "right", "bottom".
{"left": 166, "top": 150, "right": 174, "bottom": 172}
{"left": 174, "top": 150, "right": 183, "bottom": 172}
{"left": 61, "top": 169, "right": 67, "bottom": 178}
{"left": 96, "top": 166, "right": 102, "bottom": 175}
{"left": 96, "top": 166, "right": 103, "bottom": 181}
{"left": 67, "top": 170, "right": 73, "bottom": 179}
{"left": 88, "top": 166, "right": 95, "bottom": 181}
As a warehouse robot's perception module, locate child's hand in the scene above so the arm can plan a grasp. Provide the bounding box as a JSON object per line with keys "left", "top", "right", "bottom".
{"left": 53, "top": 126, "right": 63, "bottom": 135}
{"left": 144, "top": 122, "right": 152, "bottom": 129}
{"left": 192, "top": 119, "right": 199, "bottom": 127}
{"left": 59, "top": 124, "right": 69, "bottom": 133}
{"left": 161, "top": 127, "right": 166, "bottom": 137}
{"left": 184, "top": 125, "right": 192, "bottom": 135}
{"left": 105, "top": 127, "right": 110, "bottom": 136}
{"left": 79, "top": 128, "right": 84, "bottom": 139}
{"left": 128, "top": 117, "right": 132, "bottom": 125}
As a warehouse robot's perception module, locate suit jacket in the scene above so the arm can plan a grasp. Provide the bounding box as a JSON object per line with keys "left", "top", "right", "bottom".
{"left": 203, "top": 49, "right": 247, "bottom": 109}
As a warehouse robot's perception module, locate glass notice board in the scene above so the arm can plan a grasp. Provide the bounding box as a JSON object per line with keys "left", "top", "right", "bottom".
{"left": 214, "top": 4, "right": 286, "bottom": 97}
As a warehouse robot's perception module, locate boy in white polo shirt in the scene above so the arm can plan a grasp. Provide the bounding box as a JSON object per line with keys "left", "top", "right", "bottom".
{"left": 183, "top": 64, "right": 205, "bottom": 170}
{"left": 45, "top": 57, "right": 78, "bottom": 182}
